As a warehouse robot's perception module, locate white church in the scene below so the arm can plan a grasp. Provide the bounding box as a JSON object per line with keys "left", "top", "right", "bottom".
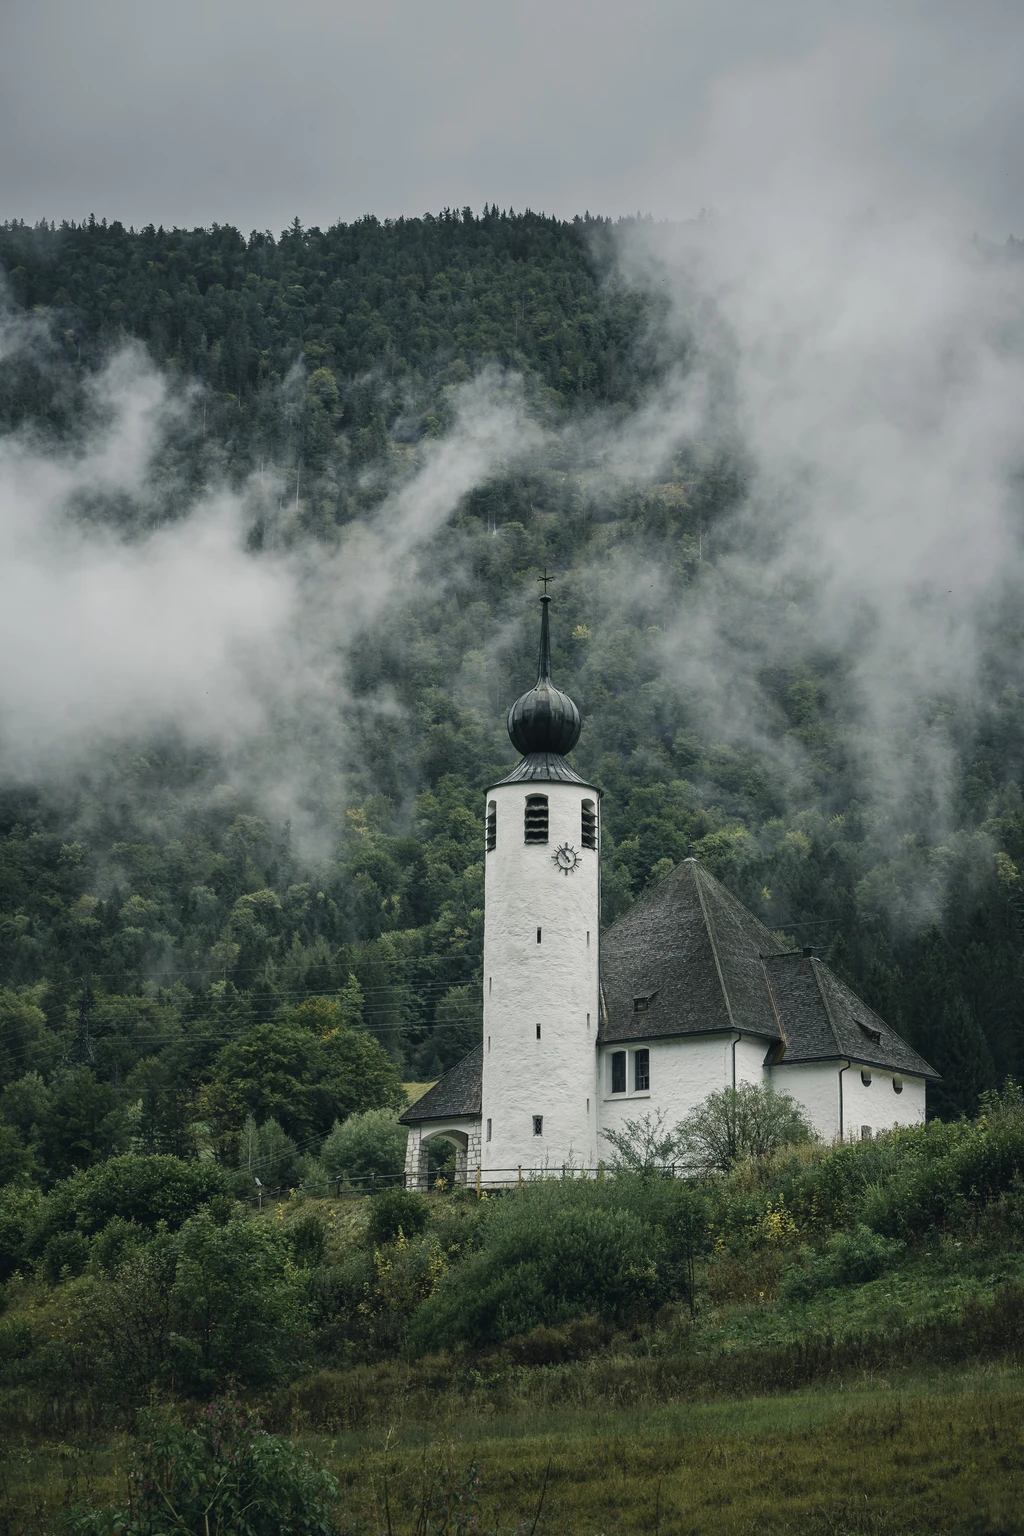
{"left": 402, "top": 595, "right": 937, "bottom": 1188}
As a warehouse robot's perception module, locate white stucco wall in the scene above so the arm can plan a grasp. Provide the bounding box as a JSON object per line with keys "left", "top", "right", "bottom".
{"left": 769, "top": 1061, "right": 844, "bottom": 1141}
{"left": 597, "top": 1031, "right": 768, "bottom": 1151}
{"left": 770, "top": 1060, "right": 927, "bottom": 1141}
{"left": 480, "top": 779, "right": 600, "bottom": 1175}
{"left": 836, "top": 1064, "right": 927, "bottom": 1139}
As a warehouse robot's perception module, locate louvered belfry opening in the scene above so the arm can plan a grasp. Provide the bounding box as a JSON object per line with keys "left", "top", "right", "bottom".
{"left": 486, "top": 800, "right": 497, "bottom": 852}
{"left": 524, "top": 793, "right": 549, "bottom": 843}
{"left": 581, "top": 798, "right": 597, "bottom": 849}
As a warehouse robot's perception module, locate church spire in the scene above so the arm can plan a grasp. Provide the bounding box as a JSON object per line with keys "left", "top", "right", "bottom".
{"left": 506, "top": 589, "right": 582, "bottom": 758}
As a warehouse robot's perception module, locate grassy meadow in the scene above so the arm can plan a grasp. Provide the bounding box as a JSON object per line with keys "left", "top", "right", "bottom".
{"left": 3, "top": 1366, "right": 1024, "bottom": 1534}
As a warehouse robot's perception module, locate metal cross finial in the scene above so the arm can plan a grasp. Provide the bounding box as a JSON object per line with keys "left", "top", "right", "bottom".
{"left": 540, "top": 568, "right": 551, "bottom": 595}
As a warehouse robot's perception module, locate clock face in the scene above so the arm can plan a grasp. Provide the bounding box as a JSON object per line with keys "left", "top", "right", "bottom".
{"left": 553, "top": 842, "right": 582, "bottom": 875}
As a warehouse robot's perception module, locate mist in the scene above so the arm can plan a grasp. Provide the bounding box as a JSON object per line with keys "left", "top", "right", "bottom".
{"left": 596, "top": 42, "right": 1024, "bottom": 852}
{"left": 0, "top": 334, "right": 535, "bottom": 848}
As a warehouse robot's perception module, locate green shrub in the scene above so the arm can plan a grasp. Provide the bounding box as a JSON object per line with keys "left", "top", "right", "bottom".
{"left": 299, "top": 1156, "right": 332, "bottom": 1196}
{"left": 167, "top": 1208, "right": 310, "bottom": 1392}
{"left": 41, "top": 1230, "right": 90, "bottom": 1284}
{"left": 287, "top": 1211, "right": 328, "bottom": 1268}
{"left": 91, "top": 1216, "right": 147, "bottom": 1274}
{"left": 321, "top": 1108, "right": 407, "bottom": 1184}
{"left": 39, "top": 1154, "right": 229, "bottom": 1244}
{"left": 781, "top": 1224, "right": 903, "bottom": 1302}
{"left": 66, "top": 1395, "right": 338, "bottom": 1535}
{"left": 82, "top": 1207, "right": 311, "bottom": 1398}
{"left": 366, "top": 1186, "right": 429, "bottom": 1246}
{"left": 0, "top": 1182, "right": 42, "bottom": 1280}
{"left": 406, "top": 1181, "right": 671, "bottom": 1353}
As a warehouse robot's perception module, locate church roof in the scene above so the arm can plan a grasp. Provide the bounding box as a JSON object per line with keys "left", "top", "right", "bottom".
{"left": 600, "top": 857, "right": 937, "bottom": 1079}
{"left": 600, "top": 858, "right": 784, "bottom": 1045}
{"left": 399, "top": 1044, "right": 483, "bottom": 1124}
{"left": 764, "top": 953, "right": 939, "bottom": 1079}
{"left": 488, "top": 752, "right": 597, "bottom": 790}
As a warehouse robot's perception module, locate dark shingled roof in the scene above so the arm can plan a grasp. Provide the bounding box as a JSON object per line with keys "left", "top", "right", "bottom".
{"left": 488, "top": 752, "right": 597, "bottom": 789}
{"left": 400, "top": 1044, "right": 483, "bottom": 1124}
{"left": 599, "top": 859, "right": 783, "bottom": 1045}
{"left": 765, "top": 954, "right": 939, "bottom": 1079}
{"left": 599, "top": 858, "right": 936, "bottom": 1079}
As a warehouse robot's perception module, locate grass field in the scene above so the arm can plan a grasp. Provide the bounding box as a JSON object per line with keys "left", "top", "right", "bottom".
{"left": 4, "top": 1365, "right": 1024, "bottom": 1534}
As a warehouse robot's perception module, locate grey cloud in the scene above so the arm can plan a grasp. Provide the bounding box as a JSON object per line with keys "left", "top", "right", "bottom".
{"left": 2, "top": 1, "right": 1024, "bottom": 232}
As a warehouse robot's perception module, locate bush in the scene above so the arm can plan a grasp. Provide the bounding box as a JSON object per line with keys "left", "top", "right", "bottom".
{"left": 41, "top": 1229, "right": 90, "bottom": 1284}
{"left": 68, "top": 1396, "right": 338, "bottom": 1535}
{"left": 366, "top": 1186, "right": 429, "bottom": 1246}
{"left": 678, "top": 1082, "right": 815, "bottom": 1173}
{"left": 39, "top": 1154, "right": 229, "bottom": 1244}
{"left": 321, "top": 1108, "right": 407, "bottom": 1184}
{"left": 406, "top": 1181, "right": 672, "bottom": 1353}
{"left": 83, "top": 1207, "right": 311, "bottom": 1397}
{"left": 0, "top": 1182, "right": 42, "bottom": 1280}
{"left": 288, "top": 1211, "right": 328, "bottom": 1268}
{"left": 781, "top": 1224, "right": 903, "bottom": 1302}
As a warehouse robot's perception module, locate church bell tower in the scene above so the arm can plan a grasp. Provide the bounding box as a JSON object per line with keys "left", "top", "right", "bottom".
{"left": 480, "top": 591, "right": 600, "bottom": 1176}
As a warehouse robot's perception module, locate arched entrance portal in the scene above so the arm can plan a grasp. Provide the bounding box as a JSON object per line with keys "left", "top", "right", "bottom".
{"left": 404, "top": 1120, "right": 484, "bottom": 1191}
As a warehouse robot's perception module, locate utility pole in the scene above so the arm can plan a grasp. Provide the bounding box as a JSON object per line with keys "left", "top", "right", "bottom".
{"left": 74, "top": 980, "right": 96, "bottom": 1066}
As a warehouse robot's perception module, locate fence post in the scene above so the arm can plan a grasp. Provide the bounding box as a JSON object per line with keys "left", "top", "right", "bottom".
{"left": 476, "top": 1164, "right": 481, "bottom": 1198}
{"left": 518, "top": 1164, "right": 522, "bottom": 1186}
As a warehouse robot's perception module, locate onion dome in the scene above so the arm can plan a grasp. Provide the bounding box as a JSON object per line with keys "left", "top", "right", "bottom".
{"left": 507, "top": 595, "right": 582, "bottom": 756}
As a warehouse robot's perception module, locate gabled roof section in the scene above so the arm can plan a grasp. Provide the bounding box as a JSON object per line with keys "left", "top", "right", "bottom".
{"left": 764, "top": 954, "right": 939, "bottom": 1079}
{"left": 599, "top": 859, "right": 784, "bottom": 1045}
{"left": 399, "top": 1044, "right": 483, "bottom": 1125}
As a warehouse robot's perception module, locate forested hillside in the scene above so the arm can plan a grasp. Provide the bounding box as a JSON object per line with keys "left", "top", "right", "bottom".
{"left": 0, "top": 207, "right": 1022, "bottom": 1193}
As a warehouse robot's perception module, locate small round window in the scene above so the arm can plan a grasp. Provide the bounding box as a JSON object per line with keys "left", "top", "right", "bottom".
{"left": 861, "top": 1070, "right": 872, "bottom": 1087}
{"left": 892, "top": 1075, "right": 903, "bottom": 1095}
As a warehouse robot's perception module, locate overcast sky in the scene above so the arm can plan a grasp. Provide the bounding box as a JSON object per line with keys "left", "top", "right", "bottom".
{"left": 1, "top": 0, "right": 1023, "bottom": 235}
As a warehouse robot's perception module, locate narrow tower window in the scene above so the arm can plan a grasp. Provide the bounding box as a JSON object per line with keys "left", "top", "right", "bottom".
{"left": 524, "top": 794, "right": 549, "bottom": 844}
{"left": 533, "top": 1115, "right": 544, "bottom": 1137}
{"left": 536, "top": 1023, "right": 541, "bottom": 1039}
{"left": 536, "top": 927, "right": 542, "bottom": 944}
{"left": 486, "top": 801, "right": 497, "bottom": 852}
{"left": 635, "top": 1048, "right": 650, "bottom": 1092}
{"left": 581, "top": 798, "right": 597, "bottom": 849}
{"left": 611, "top": 1051, "right": 626, "bottom": 1094}
{"left": 486, "top": 1118, "right": 492, "bottom": 1142}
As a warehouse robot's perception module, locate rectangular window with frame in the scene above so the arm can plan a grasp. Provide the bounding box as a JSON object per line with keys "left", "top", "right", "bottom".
{"left": 532, "top": 1115, "right": 543, "bottom": 1137}
{"left": 611, "top": 1051, "right": 626, "bottom": 1094}
{"left": 634, "top": 1048, "right": 650, "bottom": 1092}
{"left": 581, "top": 798, "right": 597, "bottom": 849}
